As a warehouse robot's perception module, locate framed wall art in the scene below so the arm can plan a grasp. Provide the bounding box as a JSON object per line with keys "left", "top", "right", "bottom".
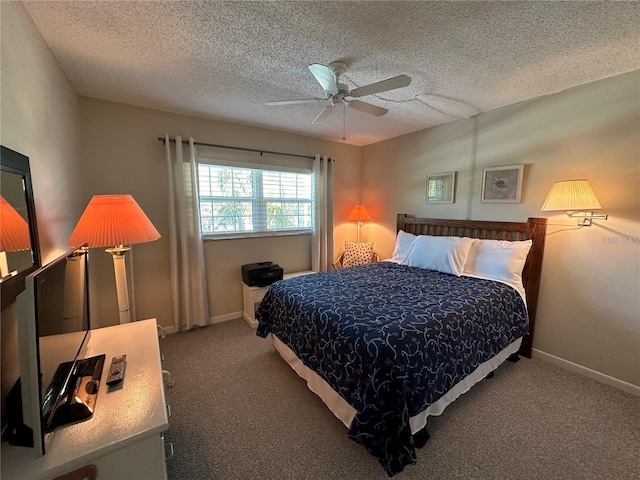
{"left": 481, "top": 165, "right": 524, "bottom": 203}
{"left": 426, "top": 171, "right": 456, "bottom": 203}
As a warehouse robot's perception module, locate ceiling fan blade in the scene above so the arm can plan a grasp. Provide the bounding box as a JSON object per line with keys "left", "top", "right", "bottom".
{"left": 308, "top": 64, "right": 339, "bottom": 95}
{"left": 266, "top": 98, "right": 325, "bottom": 105}
{"left": 348, "top": 100, "right": 388, "bottom": 117}
{"left": 350, "top": 75, "right": 412, "bottom": 98}
{"left": 312, "top": 105, "right": 336, "bottom": 124}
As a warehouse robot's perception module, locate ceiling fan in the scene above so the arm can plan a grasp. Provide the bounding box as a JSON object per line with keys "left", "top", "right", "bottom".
{"left": 266, "top": 61, "right": 412, "bottom": 126}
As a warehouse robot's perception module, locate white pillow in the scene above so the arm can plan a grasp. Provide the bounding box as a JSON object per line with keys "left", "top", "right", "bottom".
{"left": 391, "top": 230, "right": 416, "bottom": 264}
{"left": 405, "top": 235, "right": 474, "bottom": 277}
{"left": 463, "top": 239, "right": 532, "bottom": 297}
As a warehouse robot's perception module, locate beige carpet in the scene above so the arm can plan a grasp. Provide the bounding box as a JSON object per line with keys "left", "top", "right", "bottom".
{"left": 160, "top": 319, "right": 639, "bottom": 480}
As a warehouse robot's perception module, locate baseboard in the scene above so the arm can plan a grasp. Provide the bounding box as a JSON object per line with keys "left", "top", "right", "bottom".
{"left": 532, "top": 349, "right": 640, "bottom": 397}
{"left": 157, "top": 311, "right": 242, "bottom": 336}
{"left": 210, "top": 311, "right": 243, "bottom": 324}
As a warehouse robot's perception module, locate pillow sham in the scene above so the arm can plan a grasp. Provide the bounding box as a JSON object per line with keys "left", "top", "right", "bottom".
{"left": 391, "top": 230, "right": 416, "bottom": 264}
{"left": 342, "top": 241, "right": 374, "bottom": 268}
{"left": 405, "top": 235, "right": 474, "bottom": 276}
{"left": 462, "top": 239, "right": 532, "bottom": 296}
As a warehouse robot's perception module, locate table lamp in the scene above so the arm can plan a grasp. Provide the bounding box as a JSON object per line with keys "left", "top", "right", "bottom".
{"left": 68, "top": 194, "right": 160, "bottom": 323}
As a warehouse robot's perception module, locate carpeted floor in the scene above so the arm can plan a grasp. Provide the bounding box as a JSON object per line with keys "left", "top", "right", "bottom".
{"left": 160, "top": 319, "right": 639, "bottom": 480}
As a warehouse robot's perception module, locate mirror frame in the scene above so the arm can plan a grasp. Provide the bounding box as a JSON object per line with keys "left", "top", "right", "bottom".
{"left": 1, "top": 145, "right": 41, "bottom": 310}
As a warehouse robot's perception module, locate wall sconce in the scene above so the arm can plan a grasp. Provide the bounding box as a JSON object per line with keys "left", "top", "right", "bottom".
{"left": 68, "top": 194, "right": 160, "bottom": 323}
{"left": 347, "top": 205, "right": 372, "bottom": 242}
{"left": 541, "top": 179, "right": 608, "bottom": 227}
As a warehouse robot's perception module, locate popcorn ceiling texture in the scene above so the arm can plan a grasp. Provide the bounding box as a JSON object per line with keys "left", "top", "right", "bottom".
{"left": 22, "top": 1, "right": 640, "bottom": 146}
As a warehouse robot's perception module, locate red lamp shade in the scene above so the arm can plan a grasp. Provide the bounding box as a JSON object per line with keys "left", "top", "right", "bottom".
{"left": 68, "top": 194, "right": 160, "bottom": 248}
{"left": 347, "top": 205, "right": 372, "bottom": 223}
{"left": 0, "top": 195, "right": 31, "bottom": 252}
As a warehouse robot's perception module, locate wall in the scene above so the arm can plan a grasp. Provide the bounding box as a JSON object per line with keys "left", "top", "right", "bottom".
{"left": 0, "top": 1, "right": 83, "bottom": 424}
{"left": 361, "top": 71, "right": 640, "bottom": 388}
{"left": 78, "top": 98, "right": 362, "bottom": 329}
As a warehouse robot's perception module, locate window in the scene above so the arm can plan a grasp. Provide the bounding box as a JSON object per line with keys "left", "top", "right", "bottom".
{"left": 198, "top": 164, "right": 313, "bottom": 237}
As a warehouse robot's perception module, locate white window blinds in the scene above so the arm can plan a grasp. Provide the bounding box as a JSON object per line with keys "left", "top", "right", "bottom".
{"left": 198, "top": 164, "right": 313, "bottom": 237}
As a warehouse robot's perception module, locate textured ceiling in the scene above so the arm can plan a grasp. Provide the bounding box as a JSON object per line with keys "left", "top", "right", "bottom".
{"left": 22, "top": 1, "right": 640, "bottom": 146}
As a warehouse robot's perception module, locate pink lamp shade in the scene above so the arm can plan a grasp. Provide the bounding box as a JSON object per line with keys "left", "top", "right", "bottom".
{"left": 0, "top": 195, "right": 31, "bottom": 252}
{"left": 347, "top": 205, "right": 372, "bottom": 223}
{"left": 68, "top": 194, "right": 160, "bottom": 248}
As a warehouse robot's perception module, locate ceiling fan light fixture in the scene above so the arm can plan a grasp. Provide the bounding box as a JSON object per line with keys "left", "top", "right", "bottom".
{"left": 266, "top": 60, "right": 412, "bottom": 140}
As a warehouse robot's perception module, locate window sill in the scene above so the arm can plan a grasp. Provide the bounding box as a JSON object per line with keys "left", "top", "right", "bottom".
{"left": 203, "top": 230, "right": 312, "bottom": 241}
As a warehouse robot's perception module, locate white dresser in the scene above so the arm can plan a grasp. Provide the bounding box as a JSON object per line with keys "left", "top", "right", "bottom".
{"left": 242, "top": 270, "right": 315, "bottom": 327}
{"left": 1, "top": 319, "right": 170, "bottom": 480}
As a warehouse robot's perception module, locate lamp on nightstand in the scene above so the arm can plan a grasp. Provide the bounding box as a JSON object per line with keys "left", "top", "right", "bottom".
{"left": 347, "top": 204, "right": 372, "bottom": 242}
{"left": 69, "top": 194, "right": 160, "bottom": 323}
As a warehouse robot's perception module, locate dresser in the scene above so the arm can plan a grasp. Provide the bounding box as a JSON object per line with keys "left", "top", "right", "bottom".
{"left": 1, "top": 319, "right": 170, "bottom": 480}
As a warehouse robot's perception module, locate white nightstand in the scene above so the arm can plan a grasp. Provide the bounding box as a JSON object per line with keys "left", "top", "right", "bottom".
{"left": 242, "top": 270, "right": 314, "bottom": 327}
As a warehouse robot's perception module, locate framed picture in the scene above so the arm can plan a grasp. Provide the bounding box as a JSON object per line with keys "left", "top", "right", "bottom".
{"left": 426, "top": 171, "right": 456, "bottom": 203}
{"left": 481, "top": 165, "right": 524, "bottom": 203}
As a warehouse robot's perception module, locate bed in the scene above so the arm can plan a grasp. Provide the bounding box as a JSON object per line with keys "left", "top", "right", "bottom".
{"left": 256, "top": 214, "right": 547, "bottom": 476}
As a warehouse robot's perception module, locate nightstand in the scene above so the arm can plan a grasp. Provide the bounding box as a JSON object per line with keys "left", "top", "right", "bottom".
{"left": 242, "top": 270, "right": 314, "bottom": 327}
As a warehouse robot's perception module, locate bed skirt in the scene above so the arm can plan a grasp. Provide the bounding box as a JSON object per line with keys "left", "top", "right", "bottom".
{"left": 270, "top": 333, "right": 522, "bottom": 435}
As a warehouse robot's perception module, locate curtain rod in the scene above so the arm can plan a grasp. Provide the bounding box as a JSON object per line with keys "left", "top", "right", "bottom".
{"left": 158, "top": 136, "right": 315, "bottom": 160}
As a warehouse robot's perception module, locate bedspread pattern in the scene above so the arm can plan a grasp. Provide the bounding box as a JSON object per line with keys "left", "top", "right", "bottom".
{"left": 256, "top": 262, "right": 528, "bottom": 476}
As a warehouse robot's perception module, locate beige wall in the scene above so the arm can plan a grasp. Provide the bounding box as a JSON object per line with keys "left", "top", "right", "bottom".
{"left": 361, "top": 71, "right": 640, "bottom": 387}
{"left": 1, "top": 1, "right": 83, "bottom": 422}
{"left": 78, "top": 98, "right": 362, "bottom": 328}
{"left": 0, "top": 1, "right": 83, "bottom": 260}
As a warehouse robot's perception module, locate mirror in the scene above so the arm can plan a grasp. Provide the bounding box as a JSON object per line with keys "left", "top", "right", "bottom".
{"left": 1, "top": 146, "right": 41, "bottom": 310}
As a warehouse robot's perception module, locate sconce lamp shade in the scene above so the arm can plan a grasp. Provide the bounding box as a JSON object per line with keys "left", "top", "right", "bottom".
{"left": 541, "top": 179, "right": 603, "bottom": 212}
{"left": 68, "top": 194, "right": 160, "bottom": 248}
{"left": 347, "top": 205, "right": 372, "bottom": 223}
{"left": 0, "top": 195, "right": 31, "bottom": 252}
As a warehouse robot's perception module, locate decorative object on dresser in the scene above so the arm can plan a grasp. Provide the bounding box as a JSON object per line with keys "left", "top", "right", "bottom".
{"left": 346, "top": 204, "right": 372, "bottom": 242}
{"left": 426, "top": 171, "right": 456, "bottom": 203}
{"left": 541, "top": 179, "right": 608, "bottom": 226}
{"left": 481, "top": 164, "right": 525, "bottom": 203}
{"left": 68, "top": 194, "right": 160, "bottom": 324}
{"left": 256, "top": 214, "right": 547, "bottom": 476}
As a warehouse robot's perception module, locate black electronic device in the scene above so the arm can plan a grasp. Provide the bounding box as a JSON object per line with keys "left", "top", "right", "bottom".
{"left": 106, "top": 355, "right": 126, "bottom": 385}
{"left": 7, "top": 246, "right": 101, "bottom": 456}
{"left": 241, "top": 262, "right": 284, "bottom": 287}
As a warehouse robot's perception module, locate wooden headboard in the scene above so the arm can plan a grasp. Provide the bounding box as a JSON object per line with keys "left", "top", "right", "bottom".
{"left": 397, "top": 214, "right": 547, "bottom": 358}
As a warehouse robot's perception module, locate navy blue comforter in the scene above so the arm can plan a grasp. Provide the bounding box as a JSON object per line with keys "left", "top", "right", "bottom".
{"left": 256, "top": 261, "right": 528, "bottom": 476}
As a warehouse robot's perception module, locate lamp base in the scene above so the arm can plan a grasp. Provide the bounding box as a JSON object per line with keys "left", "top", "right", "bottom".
{"left": 106, "top": 248, "right": 131, "bottom": 324}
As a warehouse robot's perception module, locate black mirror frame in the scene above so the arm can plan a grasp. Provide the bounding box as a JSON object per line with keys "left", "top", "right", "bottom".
{"left": 1, "top": 145, "right": 41, "bottom": 310}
